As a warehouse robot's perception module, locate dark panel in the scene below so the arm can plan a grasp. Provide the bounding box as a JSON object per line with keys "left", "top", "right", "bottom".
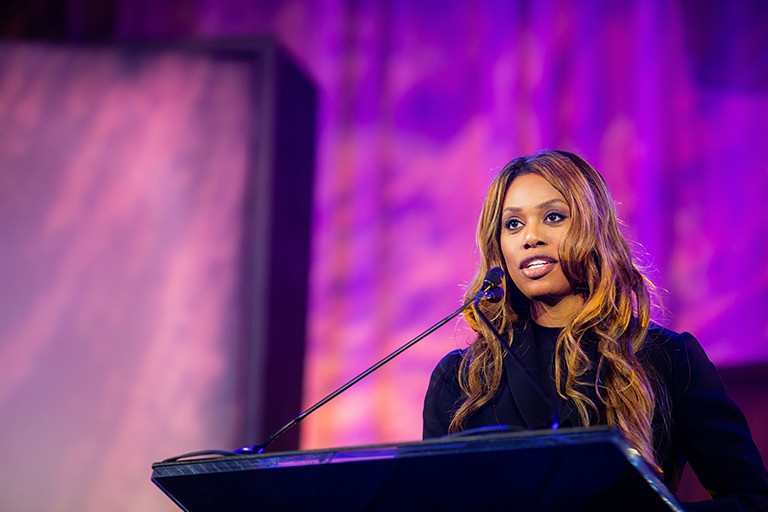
{"left": 231, "top": 38, "right": 317, "bottom": 452}
{"left": 167, "top": 38, "right": 317, "bottom": 452}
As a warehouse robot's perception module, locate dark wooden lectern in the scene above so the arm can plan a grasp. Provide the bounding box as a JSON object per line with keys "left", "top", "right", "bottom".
{"left": 151, "top": 426, "right": 683, "bottom": 511}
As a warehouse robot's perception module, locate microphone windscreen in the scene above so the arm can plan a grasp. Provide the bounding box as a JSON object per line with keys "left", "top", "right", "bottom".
{"left": 484, "top": 267, "right": 504, "bottom": 287}
{"left": 484, "top": 286, "right": 504, "bottom": 303}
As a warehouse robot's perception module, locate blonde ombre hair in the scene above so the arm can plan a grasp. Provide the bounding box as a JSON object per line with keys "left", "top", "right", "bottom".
{"left": 451, "top": 150, "right": 666, "bottom": 469}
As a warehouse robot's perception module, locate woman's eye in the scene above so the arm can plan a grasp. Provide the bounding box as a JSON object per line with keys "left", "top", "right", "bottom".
{"left": 504, "top": 218, "right": 522, "bottom": 230}
{"left": 545, "top": 212, "right": 566, "bottom": 223}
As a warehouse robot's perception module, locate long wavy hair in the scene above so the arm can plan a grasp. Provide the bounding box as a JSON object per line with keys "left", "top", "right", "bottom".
{"left": 451, "top": 149, "right": 666, "bottom": 469}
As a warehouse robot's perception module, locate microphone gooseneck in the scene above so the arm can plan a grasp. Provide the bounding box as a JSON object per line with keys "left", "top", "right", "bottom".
{"left": 239, "top": 267, "right": 508, "bottom": 455}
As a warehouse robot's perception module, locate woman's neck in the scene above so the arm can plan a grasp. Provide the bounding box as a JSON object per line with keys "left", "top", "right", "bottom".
{"left": 530, "top": 294, "right": 585, "bottom": 327}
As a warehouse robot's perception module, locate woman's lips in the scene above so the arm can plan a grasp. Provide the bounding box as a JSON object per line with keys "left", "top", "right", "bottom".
{"left": 520, "top": 256, "right": 557, "bottom": 279}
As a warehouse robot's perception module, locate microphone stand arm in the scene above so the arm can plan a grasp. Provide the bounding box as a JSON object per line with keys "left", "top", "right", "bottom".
{"left": 248, "top": 294, "right": 483, "bottom": 454}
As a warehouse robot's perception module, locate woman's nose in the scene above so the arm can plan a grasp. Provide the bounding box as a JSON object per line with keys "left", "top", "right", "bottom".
{"left": 523, "top": 227, "right": 545, "bottom": 249}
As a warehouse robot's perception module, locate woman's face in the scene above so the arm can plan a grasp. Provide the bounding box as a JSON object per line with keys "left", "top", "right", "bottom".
{"left": 499, "top": 173, "right": 580, "bottom": 320}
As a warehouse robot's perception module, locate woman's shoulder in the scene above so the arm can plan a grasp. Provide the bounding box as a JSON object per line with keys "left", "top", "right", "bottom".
{"left": 645, "top": 322, "right": 699, "bottom": 352}
{"left": 431, "top": 349, "right": 466, "bottom": 375}
{"left": 643, "top": 322, "right": 720, "bottom": 393}
{"left": 647, "top": 322, "right": 683, "bottom": 340}
{"left": 642, "top": 323, "right": 694, "bottom": 373}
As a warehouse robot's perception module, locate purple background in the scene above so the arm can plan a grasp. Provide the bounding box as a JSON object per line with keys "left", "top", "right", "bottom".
{"left": 1, "top": 1, "right": 767, "bottom": 510}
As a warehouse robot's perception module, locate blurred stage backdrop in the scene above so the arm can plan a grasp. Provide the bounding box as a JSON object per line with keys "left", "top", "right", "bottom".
{"left": 1, "top": 1, "right": 767, "bottom": 510}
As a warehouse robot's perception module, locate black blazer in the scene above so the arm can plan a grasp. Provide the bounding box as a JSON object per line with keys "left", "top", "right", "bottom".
{"left": 423, "top": 324, "right": 768, "bottom": 511}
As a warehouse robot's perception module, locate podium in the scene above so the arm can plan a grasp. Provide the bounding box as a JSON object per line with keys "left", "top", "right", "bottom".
{"left": 151, "top": 427, "right": 683, "bottom": 511}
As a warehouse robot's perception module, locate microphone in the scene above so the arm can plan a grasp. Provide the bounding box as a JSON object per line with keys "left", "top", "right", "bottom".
{"left": 482, "top": 285, "right": 504, "bottom": 303}
{"left": 470, "top": 267, "right": 504, "bottom": 303}
{"left": 236, "top": 267, "right": 508, "bottom": 455}
{"left": 482, "top": 266, "right": 504, "bottom": 287}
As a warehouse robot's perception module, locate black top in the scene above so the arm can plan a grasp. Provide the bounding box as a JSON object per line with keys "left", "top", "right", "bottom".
{"left": 423, "top": 323, "right": 768, "bottom": 511}
{"left": 527, "top": 323, "right": 561, "bottom": 418}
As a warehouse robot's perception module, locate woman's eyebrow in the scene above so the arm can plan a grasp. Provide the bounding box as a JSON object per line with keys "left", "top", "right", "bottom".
{"left": 503, "top": 198, "right": 568, "bottom": 214}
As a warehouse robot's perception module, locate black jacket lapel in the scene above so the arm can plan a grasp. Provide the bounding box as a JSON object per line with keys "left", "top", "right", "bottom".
{"left": 501, "top": 325, "right": 559, "bottom": 429}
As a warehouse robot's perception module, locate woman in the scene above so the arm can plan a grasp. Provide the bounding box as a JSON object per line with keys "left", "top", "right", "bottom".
{"left": 423, "top": 150, "right": 768, "bottom": 510}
